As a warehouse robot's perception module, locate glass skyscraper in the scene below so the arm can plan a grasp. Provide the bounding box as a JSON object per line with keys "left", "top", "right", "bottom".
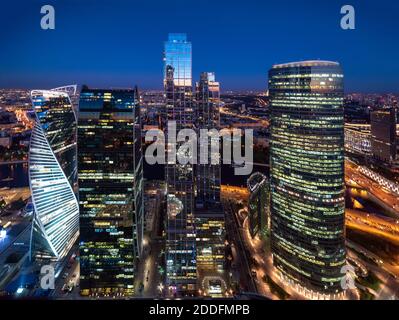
{"left": 196, "top": 72, "right": 221, "bottom": 207}
{"left": 370, "top": 108, "right": 397, "bottom": 163}
{"left": 195, "top": 72, "right": 225, "bottom": 291}
{"left": 164, "top": 33, "right": 197, "bottom": 295}
{"left": 29, "top": 89, "right": 79, "bottom": 260}
{"left": 269, "top": 61, "right": 346, "bottom": 296}
{"left": 78, "top": 87, "right": 144, "bottom": 297}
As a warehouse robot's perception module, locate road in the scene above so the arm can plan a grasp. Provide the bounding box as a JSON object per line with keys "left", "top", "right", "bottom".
{"left": 346, "top": 239, "right": 399, "bottom": 277}
{"left": 0, "top": 187, "right": 30, "bottom": 206}
{"left": 345, "top": 161, "right": 399, "bottom": 215}
{"left": 346, "top": 208, "right": 399, "bottom": 245}
{"left": 134, "top": 189, "right": 165, "bottom": 298}
{"left": 221, "top": 185, "right": 249, "bottom": 203}
{"left": 220, "top": 106, "right": 269, "bottom": 128}
{"left": 347, "top": 240, "right": 399, "bottom": 299}
{"left": 223, "top": 200, "right": 257, "bottom": 294}
{"left": 50, "top": 246, "right": 80, "bottom": 299}
{"left": 134, "top": 237, "right": 163, "bottom": 298}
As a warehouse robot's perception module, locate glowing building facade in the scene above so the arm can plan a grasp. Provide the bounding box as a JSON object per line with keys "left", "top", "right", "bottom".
{"left": 78, "top": 87, "right": 144, "bottom": 297}
{"left": 269, "top": 61, "right": 346, "bottom": 295}
{"left": 195, "top": 72, "right": 225, "bottom": 283}
{"left": 164, "top": 33, "right": 197, "bottom": 294}
{"left": 344, "top": 124, "right": 372, "bottom": 155}
{"left": 371, "top": 108, "right": 397, "bottom": 163}
{"left": 196, "top": 72, "right": 221, "bottom": 206}
{"left": 29, "top": 90, "right": 79, "bottom": 260}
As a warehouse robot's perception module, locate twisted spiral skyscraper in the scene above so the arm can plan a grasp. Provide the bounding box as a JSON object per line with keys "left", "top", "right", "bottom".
{"left": 29, "top": 89, "right": 79, "bottom": 260}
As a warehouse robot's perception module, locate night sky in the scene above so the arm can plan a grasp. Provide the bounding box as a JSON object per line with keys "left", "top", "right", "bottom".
{"left": 0, "top": 0, "right": 398, "bottom": 92}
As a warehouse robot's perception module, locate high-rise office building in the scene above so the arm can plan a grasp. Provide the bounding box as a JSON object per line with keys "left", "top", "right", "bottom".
{"left": 78, "top": 87, "right": 144, "bottom": 297}
{"left": 29, "top": 89, "right": 79, "bottom": 260}
{"left": 195, "top": 72, "right": 225, "bottom": 291}
{"left": 269, "top": 61, "right": 346, "bottom": 296}
{"left": 370, "top": 108, "right": 397, "bottom": 163}
{"left": 164, "top": 33, "right": 197, "bottom": 295}
{"left": 247, "top": 172, "right": 270, "bottom": 239}
{"left": 52, "top": 84, "right": 79, "bottom": 114}
{"left": 196, "top": 72, "right": 221, "bottom": 206}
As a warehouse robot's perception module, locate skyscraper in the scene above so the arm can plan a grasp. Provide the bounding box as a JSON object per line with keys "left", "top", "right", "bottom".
{"left": 51, "top": 84, "right": 79, "bottom": 114}
{"left": 370, "top": 108, "right": 397, "bottom": 163}
{"left": 195, "top": 72, "right": 225, "bottom": 292}
{"left": 164, "top": 33, "right": 197, "bottom": 295}
{"left": 78, "top": 87, "right": 144, "bottom": 297}
{"left": 196, "top": 72, "right": 221, "bottom": 206}
{"left": 269, "top": 61, "right": 346, "bottom": 296}
{"left": 29, "top": 89, "right": 79, "bottom": 260}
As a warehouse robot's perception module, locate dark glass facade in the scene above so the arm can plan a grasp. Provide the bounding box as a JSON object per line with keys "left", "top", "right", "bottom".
{"left": 269, "top": 61, "right": 346, "bottom": 295}
{"left": 78, "top": 88, "right": 144, "bottom": 297}
{"left": 370, "top": 108, "right": 397, "bottom": 163}
{"left": 247, "top": 172, "right": 270, "bottom": 239}
{"left": 31, "top": 90, "right": 77, "bottom": 188}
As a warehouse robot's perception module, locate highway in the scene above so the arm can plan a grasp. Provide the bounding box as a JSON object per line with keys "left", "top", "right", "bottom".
{"left": 345, "top": 161, "right": 399, "bottom": 216}
{"left": 220, "top": 106, "right": 269, "bottom": 128}
{"left": 346, "top": 240, "right": 399, "bottom": 299}
{"left": 221, "top": 185, "right": 249, "bottom": 203}
{"left": 346, "top": 208, "right": 399, "bottom": 245}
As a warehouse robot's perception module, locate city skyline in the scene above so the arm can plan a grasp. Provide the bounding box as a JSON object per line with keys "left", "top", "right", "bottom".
{"left": 1, "top": 1, "right": 399, "bottom": 92}
{"left": 1, "top": 1, "right": 399, "bottom": 304}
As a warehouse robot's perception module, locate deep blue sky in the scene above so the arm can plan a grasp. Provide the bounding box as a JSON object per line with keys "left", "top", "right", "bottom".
{"left": 0, "top": 0, "right": 398, "bottom": 92}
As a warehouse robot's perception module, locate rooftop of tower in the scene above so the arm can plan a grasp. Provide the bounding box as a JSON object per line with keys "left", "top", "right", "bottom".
{"left": 272, "top": 60, "right": 339, "bottom": 69}
{"left": 168, "top": 33, "right": 188, "bottom": 42}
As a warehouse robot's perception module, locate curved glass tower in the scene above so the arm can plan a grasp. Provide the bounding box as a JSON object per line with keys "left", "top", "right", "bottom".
{"left": 269, "top": 61, "right": 346, "bottom": 296}
{"left": 29, "top": 90, "right": 79, "bottom": 260}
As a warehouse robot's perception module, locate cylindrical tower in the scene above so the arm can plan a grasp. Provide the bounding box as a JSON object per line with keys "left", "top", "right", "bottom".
{"left": 269, "top": 61, "right": 346, "bottom": 295}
